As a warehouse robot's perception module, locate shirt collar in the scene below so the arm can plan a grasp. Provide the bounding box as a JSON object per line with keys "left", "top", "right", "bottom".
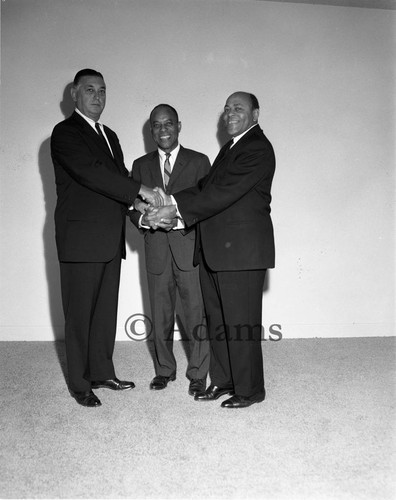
{"left": 75, "top": 108, "right": 102, "bottom": 129}
{"left": 158, "top": 143, "right": 181, "bottom": 161}
{"left": 231, "top": 123, "right": 258, "bottom": 147}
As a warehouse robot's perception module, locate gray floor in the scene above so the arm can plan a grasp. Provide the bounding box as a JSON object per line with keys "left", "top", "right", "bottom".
{"left": 1, "top": 338, "right": 395, "bottom": 499}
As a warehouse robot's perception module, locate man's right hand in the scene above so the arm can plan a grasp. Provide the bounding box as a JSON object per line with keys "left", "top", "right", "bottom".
{"left": 144, "top": 205, "right": 177, "bottom": 230}
{"left": 142, "top": 211, "right": 177, "bottom": 231}
{"left": 139, "top": 185, "right": 164, "bottom": 207}
{"left": 133, "top": 198, "right": 149, "bottom": 214}
{"left": 153, "top": 187, "right": 173, "bottom": 206}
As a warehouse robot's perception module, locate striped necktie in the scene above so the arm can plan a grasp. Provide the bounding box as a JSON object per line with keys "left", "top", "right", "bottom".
{"left": 164, "top": 153, "right": 171, "bottom": 189}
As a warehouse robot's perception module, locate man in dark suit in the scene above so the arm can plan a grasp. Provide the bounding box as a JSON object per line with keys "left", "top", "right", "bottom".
{"left": 129, "top": 104, "right": 211, "bottom": 396}
{"left": 147, "top": 92, "right": 275, "bottom": 408}
{"left": 51, "top": 68, "right": 162, "bottom": 407}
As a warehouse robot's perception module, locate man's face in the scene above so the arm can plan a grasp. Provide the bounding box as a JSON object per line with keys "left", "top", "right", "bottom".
{"left": 150, "top": 107, "right": 181, "bottom": 153}
{"left": 223, "top": 92, "right": 259, "bottom": 138}
{"left": 71, "top": 75, "right": 106, "bottom": 121}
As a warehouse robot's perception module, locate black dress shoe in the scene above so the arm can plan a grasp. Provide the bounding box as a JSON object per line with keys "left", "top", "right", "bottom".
{"left": 91, "top": 377, "right": 135, "bottom": 391}
{"left": 70, "top": 390, "right": 101, "bottom": 407}
{"left": 149, "top": 374, "right": 176, "bottom": 390}
{"left": 194, "top": 384, "right": 234, "bottom": 401}
{"left": 221, "top": 394, "right": 265, "bottom": 408}
{"left": 188, "top": 378, "right": 206, "bottom": 396}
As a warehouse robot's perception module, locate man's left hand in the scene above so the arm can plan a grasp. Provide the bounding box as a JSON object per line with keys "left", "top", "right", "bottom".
{"left": 139, "top": 185, "right": 164, "bottom": 206}
{"left": 145, "top": 205, "right": 177, "bottom": 229}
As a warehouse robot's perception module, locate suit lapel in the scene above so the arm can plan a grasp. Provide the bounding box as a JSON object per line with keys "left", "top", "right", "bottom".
{"left": 200, "top": 139, "right": 233, "bottom": 188}
{"left": 148, "top": 151, "right": 165, "bottom": 189}
{"left": 212, "top": 139, "right": 233, "bottom": 167}
{"left": 205, "top": 127, "right": 262, "bottom": 184}
{"left": 71, "top": 112, "right": 127, "bottom": 176}
{"left": 166, "top": 146, "right": 185, "bottom": 192}
{"left": 227, "top": 125, "right": 262, "bottom": 156}
{"left": 76, "top": 113, "right": 113, "bottom": 159}
{"left": 103, "top": 126, "right": 117, "bottom": 159}
{"left": 104, "top": 127, "right": 128, "bottom": 176}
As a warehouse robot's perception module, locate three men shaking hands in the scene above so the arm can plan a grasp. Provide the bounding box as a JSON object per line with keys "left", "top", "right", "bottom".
{"left": 51, "top": 67, "right": 275, "bottom": 409}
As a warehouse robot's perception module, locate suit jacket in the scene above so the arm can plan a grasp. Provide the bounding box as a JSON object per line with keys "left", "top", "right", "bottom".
{"left": 51, "top": 111, "right": 140, "bottom": 262}
{"left": 129, "top": 146, "right": 211, "bottom": 274}
{"left": 174, "top": 125, "right": 275, "bottom": 271}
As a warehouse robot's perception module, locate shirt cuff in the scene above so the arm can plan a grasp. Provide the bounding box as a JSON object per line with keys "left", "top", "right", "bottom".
{"left": 173, "top": 217, "right": 185, "bottom": 230}
{"left": 170, "top": 195, "right": 182, "bottom": 218}
{"left": 139, "top": 214, "right": 150, "bottom": 229}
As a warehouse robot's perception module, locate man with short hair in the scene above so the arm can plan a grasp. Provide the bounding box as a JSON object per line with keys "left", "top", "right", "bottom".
{"left": 147, "top": 92, "right": 276, "bottom": 408}
{"left": 130, "top": 104, "right": 211, "bottom": 396}
{"left": 51, "top": 68, "right": 161, "bottom": 407}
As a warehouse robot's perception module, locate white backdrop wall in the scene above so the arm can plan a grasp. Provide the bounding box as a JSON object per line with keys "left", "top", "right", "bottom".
{"left": 1, "top": 0, "right": 394, "bottom": 341}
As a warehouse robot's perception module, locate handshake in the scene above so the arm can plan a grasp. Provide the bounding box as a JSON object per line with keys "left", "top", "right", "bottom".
{"left": 136, "top": 186, "right": 178, "bottom": 231}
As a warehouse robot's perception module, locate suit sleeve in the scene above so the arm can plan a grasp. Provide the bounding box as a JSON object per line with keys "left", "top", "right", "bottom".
{"left": 174, "top": 141, "right": 275, "bottom": 226}
{"left": 128, "top": 159, "right": 146, "bottom": 229}
{"left": 51, "top": 123, "right": 141, "bottom": 205}
{"left": 171, "top": 153, "right": 211, "bottom": 197}
{"left": 199, "top": 155, "right": 211, "bottom": 179}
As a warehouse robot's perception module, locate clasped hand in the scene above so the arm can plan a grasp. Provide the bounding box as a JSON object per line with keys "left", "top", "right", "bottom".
{"left": 136, "top": 187, "right": 177, "bottom": 231}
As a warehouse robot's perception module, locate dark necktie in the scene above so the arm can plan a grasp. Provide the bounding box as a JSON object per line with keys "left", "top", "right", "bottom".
{"left": 95, "top": 122, "right": 113, "bottom": 156}
{"left": 164, "top": 153, "right": 171, "bottom": 188}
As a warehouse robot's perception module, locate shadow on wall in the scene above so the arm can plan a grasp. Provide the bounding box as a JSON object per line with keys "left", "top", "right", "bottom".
{"left": 38, "top": 83, "right": 75, "bottom": 342}
{"left": 124, "top": 118, "right": 156, "bottom": 336}
{"left": 124, "top": 118, "right": 158, "bottom": 365}
{"left": 216, "top": 111, "right": 229, "bottom": 149}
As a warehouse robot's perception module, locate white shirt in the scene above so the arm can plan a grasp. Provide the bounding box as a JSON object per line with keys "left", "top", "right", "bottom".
{"left": 230, "top": 123, "right": 259, "bottom": 148}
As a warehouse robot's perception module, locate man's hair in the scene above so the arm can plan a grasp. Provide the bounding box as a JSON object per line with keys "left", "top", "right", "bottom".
{"left": 150, "top": 104, "right": 179, "bottom": 124}
{"left": 73, "top": 69, "right": 104, "bottom": 86}
{"left": 249, "top": 93, "right": 260, "bottom": 110}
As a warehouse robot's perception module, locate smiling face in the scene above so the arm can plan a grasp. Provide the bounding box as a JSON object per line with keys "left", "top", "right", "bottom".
{"left": 71, "top": 75, "right": 106, "bottom": 121}
{"left": 150, "top": 106, "right": 181, "bottom": 153}
{"left": 223, "top": 92, "right": 259, "bottom": 138}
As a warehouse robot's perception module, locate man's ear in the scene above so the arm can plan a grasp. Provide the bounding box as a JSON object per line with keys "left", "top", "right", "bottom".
{"left": 253, "top": 108, "right": 260, "bottom": 123}
{"left": 70, "top": 86, "right": 77, "bottom": 103}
